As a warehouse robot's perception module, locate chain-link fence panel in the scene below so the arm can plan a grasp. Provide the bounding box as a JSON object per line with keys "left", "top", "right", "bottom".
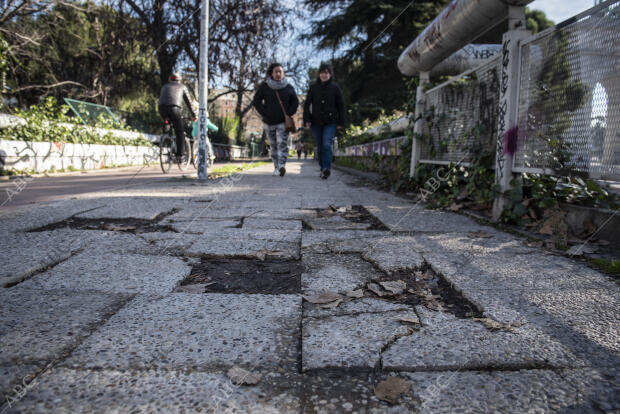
{"left": 514, "top": 1, "right": 620, "bottom": 180}
{"left": 64, "top": 98, "right": 153, "bottom": 133}
{"left": 420, "top": 56, "right": 501, "bottom": 165}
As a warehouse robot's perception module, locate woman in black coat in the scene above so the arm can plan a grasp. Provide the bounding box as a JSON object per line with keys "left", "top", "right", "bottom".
{"left": 303, "top": 63, "right": 345, "bottom": 179}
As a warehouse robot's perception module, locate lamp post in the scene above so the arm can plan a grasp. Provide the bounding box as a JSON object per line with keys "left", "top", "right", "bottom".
{"left": 197, "top": 0, "right": 210, "bottom": 181}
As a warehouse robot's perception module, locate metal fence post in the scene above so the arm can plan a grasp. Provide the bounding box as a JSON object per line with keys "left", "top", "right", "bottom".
{"left": 410, "top": 71, "right": 429, "bottom": 177}
{"left": 491, "top": 6, "right": 529, "bottom": 221}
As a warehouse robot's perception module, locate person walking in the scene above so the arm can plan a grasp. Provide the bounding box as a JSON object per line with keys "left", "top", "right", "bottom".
{"left": 252, "top": 63, "right": 299, "bottom": 177}
{"left": 303, "top": 63, "right": 345, "bottom": 179}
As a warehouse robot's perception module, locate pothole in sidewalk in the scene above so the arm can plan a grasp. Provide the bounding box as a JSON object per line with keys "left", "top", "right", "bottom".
{"left": 363, "top": 264, "right": 483, "bottom": 318}
{"left": 28, "top": 210, "right": 179, "bottom": 234}
{"left": 177, "top": 258, "right": 302, "bottom": 294}
{"left": 306, "top": 205, "right": 389, "bottom": 231}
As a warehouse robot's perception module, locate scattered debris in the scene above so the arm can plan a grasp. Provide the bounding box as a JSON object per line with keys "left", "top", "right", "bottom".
{"left": 379, "top": 280, "right": 407, "bottom": 295}
{"left": 345, "top": 289, "right": 364, "bottom": 298}
{"left": 321, "top": 299, "right": 343, "bottom": 309}
{"left": 227, "top": 366, "right": 262, "bottom": 385}
{"left": 374, "top": 376, "right": 411, "bottom": 404}
{"left": 473, "top": 317, "right": 524, "bottom": 332}
{"left": 527, "top": 240, "right": 544, "bottom": 248}
{"left": 103, "top": 223, "right": 136, "bottom": 231}
{"left": 303, "top": 291, "right": 343, "bottom": 304}
{"left": 367, "top": 283, "right": 388, "bottom": 297}
{"left": 396, "top": 315, "right": 420, "bottom": 325}
{"left": 447, "top": 203, "right": 464, "bottom": 212}
{"left": 467, "top": 230, "right": 494, "bottom": 238}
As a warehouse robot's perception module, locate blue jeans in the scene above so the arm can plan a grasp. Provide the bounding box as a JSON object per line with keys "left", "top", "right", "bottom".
{"left": 312, "top": 124, "right": 337, "bottom": 170}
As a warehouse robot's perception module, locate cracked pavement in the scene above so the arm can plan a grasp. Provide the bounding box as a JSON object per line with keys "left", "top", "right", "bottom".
{"left": 1, "top": 161, "right": 618, "bottom": 413}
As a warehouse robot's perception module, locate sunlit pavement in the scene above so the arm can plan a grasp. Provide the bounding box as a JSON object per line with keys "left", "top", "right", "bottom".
{"left": 1, "top": 160, "right": 618, "bottom": 413}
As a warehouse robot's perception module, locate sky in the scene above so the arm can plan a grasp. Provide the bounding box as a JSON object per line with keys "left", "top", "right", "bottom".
{"left": 528, "top": 0, "right": 597, "bottom": 24}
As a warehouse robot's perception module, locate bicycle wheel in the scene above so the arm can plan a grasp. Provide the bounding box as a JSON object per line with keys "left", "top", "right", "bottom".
{"left": 159, "top": 135, "right": 173, "bottom": 173}
{"left": 177, "top": 137, "right": 192, "bottom": 171}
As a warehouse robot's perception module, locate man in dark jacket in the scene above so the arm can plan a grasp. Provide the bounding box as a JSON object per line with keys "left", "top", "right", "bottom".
{"left": 303, "top": 63, "right": 345, "bottom": 179}
{"left": 158, "top": 73, "right": 196, "bottom": 159}
{"left": 252, "top": 63, "right": 299, "bottom": 177}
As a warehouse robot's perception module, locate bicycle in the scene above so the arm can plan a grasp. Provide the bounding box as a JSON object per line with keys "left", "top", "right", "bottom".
{"left": 159, "top": 119, "right": 192, "bottom": 173}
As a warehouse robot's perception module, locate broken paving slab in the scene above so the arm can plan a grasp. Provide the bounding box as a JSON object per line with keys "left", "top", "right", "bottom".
{"left": 425, "top": 231, "right": 536, "bottom": 257}
{"left": 0, "top": 198, "right": 109, "bottom": 233}
{"left": 166, "top": 206, "right": 260, "bottom": 220}
{"left": 0, "top": 288, "right": 128, "bottom": 366}
{"left": 160, "top": 218, "right": 240, "bottom": 234}
{"left": 559, "top": 368, "right": 620, "bottom": 412}
{"left": 301, "top": 230, "right": 391, "bottom": 254}
{"left": 401, "top": 369, "right": 587, "bottom": 414}
{"left": 1, "top": 364, "right": 43, "bottom": 404}
{"left": 302, "top": 309, "right": 417, "bottom": 370}
{"left": 305, "top": 215, "right": 372, "bottom": 230}
{"left": 302, "top": 371, "right": 416, "bottom": 414}
{"left": 302, "top": 253, "right": 385, "bottom": 296}
{"left": 62, "top": 293, "right": 301, "bottom": 372}
{"left": 462, "top": 287, "right": 620, "bottom": 367}
{"left": 361, "top": 236, "right": 428, "bottom": 274}
{"left": 243, "top": 218, "right": 302, "bottom": 231}
{"left": 253, "top": 209, "right": 317, "bottom": 220}
{"left": 7, "top": 368, "right": 301, "bottom": 414}
{"left": 0, "top": 229, "right": 92, "bottom": 287}
{"left": 441, "top": 252, "right": 617, "bottom": 292}
{"left": 140, "top": 232, "right": 200, "bottom": 254}
{"left": 382, "top": 306, "right": 582, "bottom": 371}
{"left": 365, "top": 205, "right": 489, "bottom": 233}
{"left": 304, "top": 297, "right": 412, "bottom": 319}
{"left": 75, "top": 197, "right": 190, "bottom": 220}
{"left": 187, "top": 237, "right": 299, "bottom": 260}
{"left": 17, "top": 251, "right": 191, "bottom": 295}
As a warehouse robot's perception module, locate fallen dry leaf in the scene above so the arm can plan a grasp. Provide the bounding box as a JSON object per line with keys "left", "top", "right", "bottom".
{"left": 227, "top": 366, "right": 262, "bottom": 385}
{"left": 321, "top": 299, "right": 343, "bottom": 309}
{"left": 379, "top": 280, "right": 407, "bottom": 295}
{"left": 374, "top": 376, "right": 411, "bottom": 404}
{"left": 176, "top": 283, "right": 212, "bottom": 294}
{"left": 397, "top": 315, "right": 420, "bottom": 325}
{"left": 367, "top": 283, "right": 388, "bottom": 297}
{"left": 345, "top": 289, "right": 364, "bottom": 298}
{"left": 303, "top": 291, "right": 343, "bottom": 304}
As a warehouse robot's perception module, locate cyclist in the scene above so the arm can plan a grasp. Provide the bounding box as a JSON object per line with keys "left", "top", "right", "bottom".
{"left": 158, "top": 73, "right": 196, "bottom": 162}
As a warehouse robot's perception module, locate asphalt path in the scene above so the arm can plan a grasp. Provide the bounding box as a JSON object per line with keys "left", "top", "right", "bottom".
{"left": 0, "top": 163, "right": 243, "bottom": 210}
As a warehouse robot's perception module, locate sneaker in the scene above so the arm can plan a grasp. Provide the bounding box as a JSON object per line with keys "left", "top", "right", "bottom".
{"left": 272, "top": 168, "right": 280, "bottom": 176}
{"left": 321, "top": 169, "right": 330, "bottom": 179}
{"left": 279, "top": 166, "right": 286, "bottom": 177}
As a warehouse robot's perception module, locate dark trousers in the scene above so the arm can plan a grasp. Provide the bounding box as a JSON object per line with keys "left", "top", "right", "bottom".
{"left": 312, "top": 124, "right": 337, "bottom": 170}
{"left": 158, "top": 105, "right": 184, "bottom": 156}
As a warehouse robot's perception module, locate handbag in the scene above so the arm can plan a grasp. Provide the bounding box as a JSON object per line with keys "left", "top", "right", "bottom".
{"left": 274, "top": 90, "right": 296, "bottom": 133}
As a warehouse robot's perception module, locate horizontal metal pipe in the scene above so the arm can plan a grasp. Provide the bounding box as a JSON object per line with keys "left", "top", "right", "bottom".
{"left": 398, "top": 0, "right": 533, "bottom": 76}
{"left": 430, "top": 44, "right": 502, "bottom": 76}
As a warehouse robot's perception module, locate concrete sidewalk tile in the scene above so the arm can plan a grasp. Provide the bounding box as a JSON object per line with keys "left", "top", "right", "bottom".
{"left": 1, "top": 364, "right": 42, "bottom": 404}
{"left": 301, "top": 230, "right": 391, "bottom": 254}
{"left": 402, "top": 369, "right": 585, "bottom": 414}
{"left": 0, "top": 230, "right": 90, "bottom": 287}
{"left": 243, "top": 218, "right": 302, "bottom": 231}
{"left": 75, "top": 197, "right": 190, "bottom": 220}
{"left": 18, "top": 251, "right": 191, "bottom": 294}
{"left": 302, "top": 310, "right": 417, "bottom": 370}
{"left": 361, "top": 237, "right": 428, "bottom": 274}
{"left": 161, "top": 218, "right": 240, "bottom": 234}
{"left": 365, "top": 205, "right": 489, "bottom": 233}
{"left": 0, "top": 288, "right": 128, "bottom": 365}
{"left": 303, "top": 298, "right": 411, "bottom": 319}
{"left": 6, "top": 368, "right": 300, "bottom": 414}
{"left": 382, "top": 306, "right": 581, "bottom": 371}
{"left": 302, "top": 253, "right": 384, "bottom": 296}
{"left": 62, "top": 293, "right": 301, "bottom": 372}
